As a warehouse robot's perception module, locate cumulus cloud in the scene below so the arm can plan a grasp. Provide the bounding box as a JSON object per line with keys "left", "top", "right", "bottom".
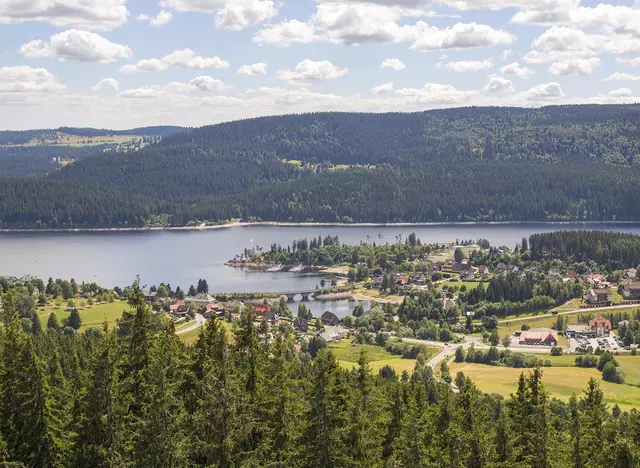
{"left": 137, "top": 10, "right": 173, "bottom": 26}
{"left": 381, "top": 58, "right": 406, "bottom": 70}
{"left": 603, "top": 72, "right": 640, "bottom": 81}
{"left": 584, "top": 88, "right": 639, "bottom": 104}
{"left": 20, "top": 29, "right": 132, "bottom": 63}
{"left": 237, "top": 63, "right": 268, "bottom": 76}
{"left": 277, "top": 60, "right": 347, "bottom": 83}
{"left": 522, "top": 82, "right": 564, "bottom": 101}
{"left": 161, "top": 0, "right": 276, "bottom": 30}
{"left": 371, "top": 82, "right": 394, "bottom": 95}
{"left": 0, "top": 0, "right": 129, "bottom": 30}
{"left": 438, "top": 59, "right": 493, "bottom": 72}
{"left": 254, "top": 3, "right": 430, "bottom": 47}
{"left": 120, "top": 48, "right": 230, "bottom": 73}
{"left": 0, "top": 66, "right": 65, "bottom": 93}
{"left": 616, "top": 57, "right": 640, "bottom": 68}
{"left": 410, "top": 22, "right": 514, "bottom": 51}
{"left": 484, "top": 75, "right": 514, "bottom": 92}
{"left": 91, "top": 78, "right": 119, "bottom": 92}
{"left": 121, "top": 87, "right": 160, "bottom": 99}
{"left": 500, "top": 62, "right": 535, "bottom": 78}
{"left": 186, "top": 76, "right": 227, "bottom": 92}
{"left": 395, "top": 83, "right": 477, "bottom": 104}
{"left": 548, "top": 58, "right": 600, "bottom": 76}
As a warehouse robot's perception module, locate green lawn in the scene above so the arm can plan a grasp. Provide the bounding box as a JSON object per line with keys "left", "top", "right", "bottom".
{"left": 617, "top": 355, "right": 640, "bottom": 386}
{"left": 450, "top": 362, "right": 640, "bottom": 412}
{"left": 329, "top": 340, "right": 397, "bottom": 362}
{"left": 339, "top": 358, "right": 417, "bottom": 374}
{"left": 178, "top": 327, "right": 201, "bottom": 345}
{"left": 37, "top": 300, "right": 127, "bottom": 331}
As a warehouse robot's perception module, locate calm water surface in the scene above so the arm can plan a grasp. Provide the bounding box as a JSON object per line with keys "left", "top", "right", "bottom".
{"left": 2, "top": 224, "right": 640, "bottom": 293}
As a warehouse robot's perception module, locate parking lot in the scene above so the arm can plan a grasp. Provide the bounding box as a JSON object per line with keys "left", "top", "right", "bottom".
{"left": 573, "top": 333, "right": 621, "bottom": 352}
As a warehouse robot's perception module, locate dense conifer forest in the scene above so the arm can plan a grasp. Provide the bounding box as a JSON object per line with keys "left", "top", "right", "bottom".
{"left": 1, "top": 280, "right": 639, "bottom": 467}
{"left": 2, "top": 105, "right": 640, "bottom": 228}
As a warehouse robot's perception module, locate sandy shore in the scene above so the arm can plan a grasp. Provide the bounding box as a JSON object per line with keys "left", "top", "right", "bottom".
{"left": 1, "top": 220, "right": 639, "bottom": 234}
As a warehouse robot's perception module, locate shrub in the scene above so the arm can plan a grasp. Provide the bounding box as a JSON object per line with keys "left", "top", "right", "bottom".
{"left": 602, "top": 361, "right": 625, "bottom": 384}
{"left": 550, "top": 346, "right": 563, "bottom": 356}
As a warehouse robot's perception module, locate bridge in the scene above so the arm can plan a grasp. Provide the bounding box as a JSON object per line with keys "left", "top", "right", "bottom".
{"left": 277, "top": 290, "right": 316, "bottom": 302}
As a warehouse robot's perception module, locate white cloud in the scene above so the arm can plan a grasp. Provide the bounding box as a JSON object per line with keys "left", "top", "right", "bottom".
{"left": 395, "top": 83, "right": 477, "bottom": 104}
{"left": 237, "top": 63, "right": 268, "bottom": 76}
{"left": 371, "top": 82, "right": 394, "bottom": 95}
{"left": 484, "top": 75, "right": 514, "bottom": 92}
{"left": 161, "top": 0, "right": 276, "bottom": 30}
{"left": 500, "top": 61, "right": 535, "bottom": 78}
{"left": 0, "top": 0, "right": 129, "bottom": 30}
{"left": 20, "top": 29, "right": 132, "bottom": 63}
{"left": 253, "top": 20, "right": 318, "bottom": 47}
{"left": 438, "top": 59, "right": 493, "bottom": 72}
{"left": 91, "top": 78, "right": 119, "bottom": 92}
{"left": 603, "top": 72, "right": 640, "bottom": 81}
{"left": 254, "top": 3, "right": 431, "bottom": 47}
{"left": 0, "top": 66, "right": 65, "bottom": 93}
{"left": 548, "top": 58, "right": 600, "bottom": 76}
{"left": 120, "top": 48, "right": 230, "bottom": 73}
{"left": 583, "top": 88, "right": 640, "bottom": 105}
{"left": 137, "top": 10, "right": 173, "bottom": 26}
{"left": 522, "top": 82, "right": 564, "bottom": 101}
{"left": 381, "top": 58, "right": 406, "bottom": 70}
{"left": 187, "top": 76, "right": 226, "bottom": 92}
{"left": 277, "top": 60, "right": 348, "bottom": 83}
{"left": 410, "top": 22, "right": 514, "bottom": 51}
{"left": 616, "top": 57, "right": 640, "bottom": 68}
{"left": 121, "top": 87, "right": 160, "bottom": 99}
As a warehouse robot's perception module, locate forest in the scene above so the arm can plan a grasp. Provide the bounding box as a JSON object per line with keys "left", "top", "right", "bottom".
{"left": 2, "top": 105, "right": 640, "bottom": 228}
{"left": 1, "top": 280, "right": 639, "bottom": 467}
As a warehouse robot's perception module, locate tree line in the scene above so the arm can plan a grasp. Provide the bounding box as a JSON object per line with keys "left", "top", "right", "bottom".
{"left": 1, "top": 280, "right": 639, "bottom": 467}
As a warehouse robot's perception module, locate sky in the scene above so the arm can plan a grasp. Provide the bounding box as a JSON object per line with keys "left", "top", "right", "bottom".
{"left": 3, "top": 0, "right": 640, "bottom": 129}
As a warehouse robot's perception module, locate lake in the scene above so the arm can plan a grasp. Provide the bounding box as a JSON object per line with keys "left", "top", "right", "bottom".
{"left": 2, "top": 223, "right": 640, "bottom": 292}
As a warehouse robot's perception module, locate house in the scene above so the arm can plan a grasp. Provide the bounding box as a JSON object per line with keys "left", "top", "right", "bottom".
{"left": 460, "top": 269, "right": 475, "bottom": 280}
{"left": 185, "top": 293, "right": 215, "bottom": 306}
{"left": 321, "top": 311, "right": 341, "bottom": 326}
{"left": 253, "top": 304, "right": 272, "bottom": 317}
{"left": 203, "top": 303, "right": 225, "bottom": 319}
{"left": 566, "top": 270, "right": 578, "bottom": 279}
{"left": 589, "top": 315, "right": 612, "bottom": 336}
{"left": 443, "top": 297, "right": 456, "bottom": 310}
{"left": 623, "top": 284, "right": 640, "bottom": 298}
{"left": 586, "top": 274, "right": 607, "bottom": 287}
{"left": 587, "top": 288, "right": 612, "bottom": 305}
{"left": 428, "top": 264, "right": 441, "bottom": 276}
{"left": 494, "top": 262, "right": 507, "bottom": 275}
{"left": 519, "top": 329, "right": 558, "bottom": 346}
{"left": 547, "top": 268, "right": 560, "bottom": 282}
{"left": 143, "top": 291, "right": 159, "bottom": 303}
{"left": 478, "top": 265, "right": 489, "bottom": 276}
{"left": 169, "top": 300, "right": 188, "bottom": 318}
{"left": 625, "top": 268, "right": 637, "bottom": 280}
{"left": 452, "top": 262, "right": 471, "bottom": 272}
{"left": 320, "top": 325, "right": 347, "bottom": 343}
{"left": 294, "top": 317, "right": 309, "bottom": 332}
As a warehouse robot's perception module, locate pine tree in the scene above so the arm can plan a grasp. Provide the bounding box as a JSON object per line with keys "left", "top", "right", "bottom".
{"left": 568, "top": 395, "right": 582, "bottom": 468}
{"left": 47, "top": 312, "right": 60, "bottom": 331}
{"left": 191, "top": 318, "right": 236, "bottom": 467}
{"left": 73, "top": 324, "right": 126, "bottom": 467}
{"left": 0, "top": 300, "right": 67, "bottom": 467}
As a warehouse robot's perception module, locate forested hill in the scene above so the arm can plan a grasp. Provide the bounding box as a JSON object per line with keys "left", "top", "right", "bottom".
{"left": 160, "top": 105, "right": 640, "bottom": 166}
{"left": 0, "top": 125, "right": 184, "bottom": 145}
{"left": 3, "top": 104, "right": 640, "bottom": 228}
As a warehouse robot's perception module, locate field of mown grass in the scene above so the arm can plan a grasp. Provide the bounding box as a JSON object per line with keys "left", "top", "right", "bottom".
{"left": 616, "top": 355, "right": 640, "bottom": 386}
{"left": 36, "top": 300, "right": 127, "bottom": 331}
{"left": 450, "top": 362, "right": 640, "bottom": 411}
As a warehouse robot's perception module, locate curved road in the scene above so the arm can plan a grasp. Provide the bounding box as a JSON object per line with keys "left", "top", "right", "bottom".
{"left": 176, "top": 313, "right": 206, "bottom": 335}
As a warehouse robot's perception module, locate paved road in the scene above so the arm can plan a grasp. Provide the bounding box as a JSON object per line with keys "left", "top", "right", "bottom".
{"left": 176, "top": 313, "right": 206, "bottom": 335}
{"left": 498, "top": 303, "right": 639, "bottom": 325}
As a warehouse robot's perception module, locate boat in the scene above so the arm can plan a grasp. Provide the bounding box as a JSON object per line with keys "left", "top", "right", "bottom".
{"left": 289, "top": 264, "right": 304, "bottom": 272}
{"left": 266, "top": 264, "right": 284, "bottom": 272}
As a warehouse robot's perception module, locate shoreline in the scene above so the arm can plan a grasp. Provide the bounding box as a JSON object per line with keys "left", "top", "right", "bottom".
{"left": 1, "top": 220, "right": 640, "bottom": 234}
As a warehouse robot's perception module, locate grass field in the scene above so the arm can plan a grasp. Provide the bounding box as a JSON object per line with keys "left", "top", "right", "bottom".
{"left": 450, "top": 362, "right": 640, "bottom": 411}
{"left": 339, "top": 358, "right": 417, "bottom": 374}
{"left": 617, "top": 355, "right": 640, "bottom": 386}
{"left": 37, "top": 300, "right": 127, "bottom": 331}
{"left": 22, "top": 132, "right": 143, "bottom": 148}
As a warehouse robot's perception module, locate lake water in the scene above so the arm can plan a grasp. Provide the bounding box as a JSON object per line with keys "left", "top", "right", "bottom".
{"left": 2, "top": 223, "right": 640, "bottom": 292}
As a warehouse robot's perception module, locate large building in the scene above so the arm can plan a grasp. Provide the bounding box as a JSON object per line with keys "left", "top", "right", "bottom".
{"left": 587, "top": 288, "right": 612, "bottom": 305}
{"left": 518, "top": 329, "right": 558, "bottom": 346}
{"left": 623, "top": 284, "right": 640, "bottom": 298}
{"left": 588, "top": 315, "right": 612, "bottom": 336}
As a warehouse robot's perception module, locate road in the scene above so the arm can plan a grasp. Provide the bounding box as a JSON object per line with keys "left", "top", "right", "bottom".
{"left": 176, "top": 313, "right": 206, "bottom": 335}
{"left": 498, "top": 303, "right": 639, "bottom": 325}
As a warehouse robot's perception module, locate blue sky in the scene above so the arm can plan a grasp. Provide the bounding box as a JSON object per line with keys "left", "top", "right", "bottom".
{"left": 2, "top": 0, "right": 640, "bottom": 129}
